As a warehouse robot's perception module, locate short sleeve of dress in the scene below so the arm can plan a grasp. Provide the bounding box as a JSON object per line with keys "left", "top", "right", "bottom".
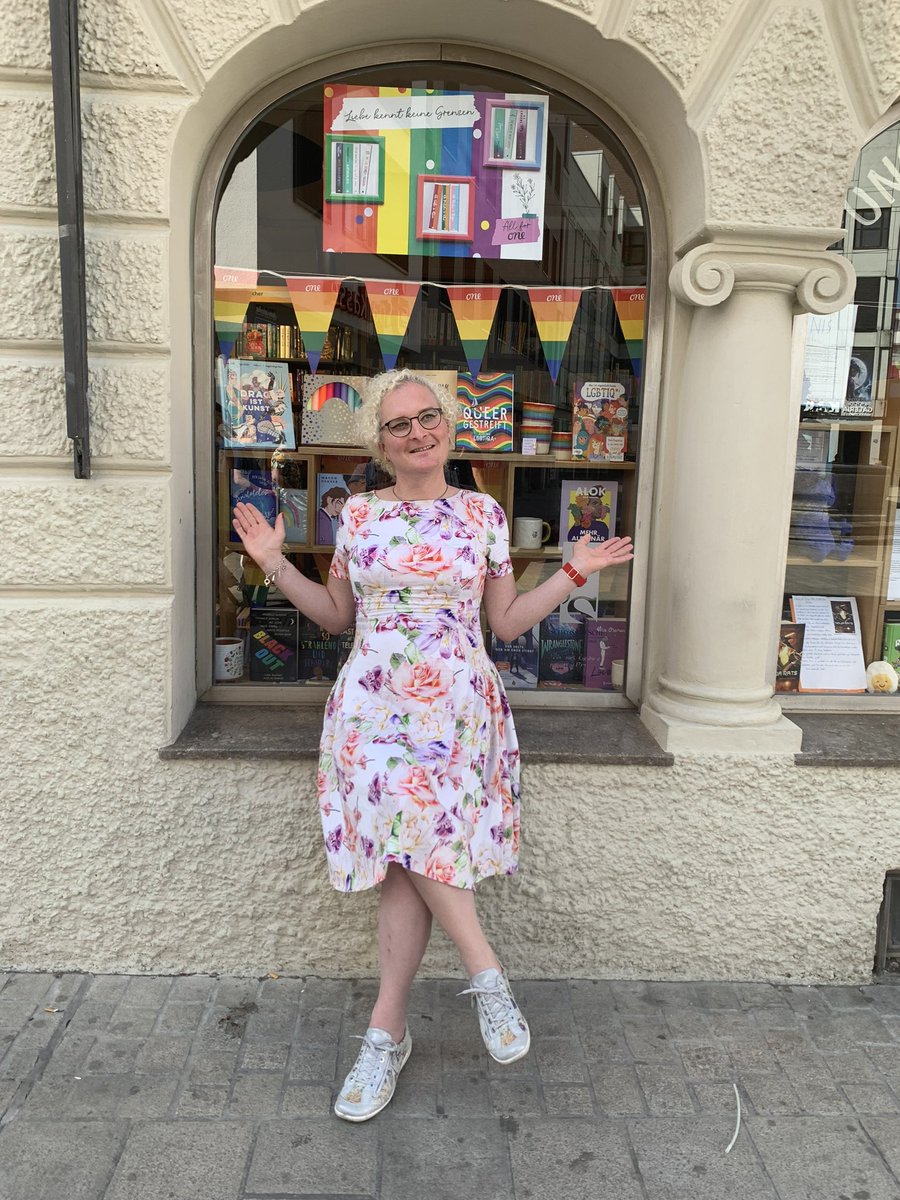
{"left": 329, "top": 500, "right": 352, "bottom": 580}
{"left": 485, "top": 496, "right": 514, "bottom": 579}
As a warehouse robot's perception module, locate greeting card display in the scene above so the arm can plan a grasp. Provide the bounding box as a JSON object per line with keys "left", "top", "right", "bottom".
{"left": 301, "top": 374, "right": 367, "bottom": 446}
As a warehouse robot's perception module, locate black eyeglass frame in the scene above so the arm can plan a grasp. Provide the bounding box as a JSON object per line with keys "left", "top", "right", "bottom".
{"left": 379, "top": 406, "right": 446, "bottom": 438}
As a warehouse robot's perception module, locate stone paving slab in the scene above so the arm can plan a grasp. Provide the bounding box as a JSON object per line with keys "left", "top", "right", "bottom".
{"left": 2, "top": 973, "right": 900, "bottom": 1197}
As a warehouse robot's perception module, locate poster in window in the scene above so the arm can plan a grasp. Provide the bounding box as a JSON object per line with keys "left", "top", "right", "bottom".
{"left": 322, "top": 85, "right": 548, "bottom": 260}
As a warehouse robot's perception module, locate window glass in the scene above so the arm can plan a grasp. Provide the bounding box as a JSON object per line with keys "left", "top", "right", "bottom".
{"left": 212, "top": 64, "right": 648, "bottom": 698}
{"left": 778, "top": 119, "right": 900, "bottom": 697}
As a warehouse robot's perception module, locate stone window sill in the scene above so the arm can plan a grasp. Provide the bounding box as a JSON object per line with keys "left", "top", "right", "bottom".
{"left": 159, "top": 703, "right": 675, "bottom": 766}
{"left": 791, "top": 714, "right": 900, "bottom": 767}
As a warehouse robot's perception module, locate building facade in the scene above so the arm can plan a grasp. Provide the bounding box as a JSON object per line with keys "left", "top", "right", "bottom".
{"left": 1, "top": 0, "right": 899, "bottom": 982}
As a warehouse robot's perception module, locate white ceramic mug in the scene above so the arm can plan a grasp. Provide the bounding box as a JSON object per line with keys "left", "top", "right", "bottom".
{"left": 611, "top": 658, "right": 625, "bottom": 690}
{"left": 215, "top": 636, "right": 244, "bottom": 681}
{"left": 512, "top": 517, "right": 552, "bottom": 548}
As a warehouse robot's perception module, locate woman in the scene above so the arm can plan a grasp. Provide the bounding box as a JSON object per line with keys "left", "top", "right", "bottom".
{"left": 232, "top": 369, "right": 633, "bottom": 1122}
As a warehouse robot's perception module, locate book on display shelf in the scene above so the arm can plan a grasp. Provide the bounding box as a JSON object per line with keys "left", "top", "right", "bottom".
{"left": 455, "top": 373, "right": 514, "bottom": 452}
{"left": 774, "top": 622, "right": 805, "bottom": 694}
{"left": 571, "top": 381, "right": 628, "bottom": 462}
{"left": 248, "top": 608, "right": 299, "bottom": 683}
{"left": 315, "top": 472, "right": 353, "bottom": 547}
{"left": 218, "top": 358, "right": 295, "bottom": 450}
{"left": 490, "top": 623, "right": 540, "bottom": 689}
{"left": 298, "top": 618, "right": 338, "bottom": 684}
{"left": 273, "top": 457, "right": 309, "bottom": 545}
{"left": 557, "top": 478, "right": 618, "bottom": 620}
{"left": 229, "top": 460, "right": 277, "bottom": 542}
{"left": 278, "top": 489, "right": 309, "bottom": 544}
{"left": 538, "top": 613, "right": 585, "bottom": 687}
{"left": 583, "top": 617, "right": 626, "bottom": 690}
{"left": 883, "top": 615, "right": 900, "bottom": 673}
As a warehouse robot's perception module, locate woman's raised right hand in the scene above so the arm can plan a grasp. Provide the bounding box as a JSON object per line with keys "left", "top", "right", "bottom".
{"left": 232, "top": 503, "right": 285, "bottom": 569}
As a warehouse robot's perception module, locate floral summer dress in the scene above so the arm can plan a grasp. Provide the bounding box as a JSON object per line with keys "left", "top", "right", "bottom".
{"left": 317, "top": 489, "right": 521, "bottom": 892}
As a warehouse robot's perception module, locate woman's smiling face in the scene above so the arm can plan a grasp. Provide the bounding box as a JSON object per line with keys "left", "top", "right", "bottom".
{"left": 378, "top": 382, "right": 451, "bottom": 478}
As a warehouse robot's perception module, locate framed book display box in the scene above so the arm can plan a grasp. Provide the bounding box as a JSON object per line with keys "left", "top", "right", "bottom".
{"left": 416, "top": 175, "right": 476, "bottom": 242}
{"left": 483, "top": 99, "right": 545, "bottom": 170}
{"left": 324, "top": 134, "right": 385, "bottom": 204}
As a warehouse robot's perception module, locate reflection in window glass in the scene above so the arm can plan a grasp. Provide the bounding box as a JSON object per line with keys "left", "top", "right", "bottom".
{"left": 779, "top": 119, "right": 900, "bottom": 696}
{"left": 212, "top": 65, "right": 648, "bottom": 698}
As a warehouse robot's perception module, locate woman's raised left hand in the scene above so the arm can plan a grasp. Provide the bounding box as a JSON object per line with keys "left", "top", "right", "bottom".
{"left": 570, "top": 533, "right": 634, "bottom": 577}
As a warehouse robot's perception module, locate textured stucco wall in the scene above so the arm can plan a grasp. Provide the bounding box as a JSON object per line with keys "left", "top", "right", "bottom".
{"left": 1, "top": 0, "right": 898, "bottom": 981}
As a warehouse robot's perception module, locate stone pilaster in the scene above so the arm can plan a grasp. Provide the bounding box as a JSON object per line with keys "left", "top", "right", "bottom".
{"left": 641, "top": 229, "right": 856, "bottom": 753}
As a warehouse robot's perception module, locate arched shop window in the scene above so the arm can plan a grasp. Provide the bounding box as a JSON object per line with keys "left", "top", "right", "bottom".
{"left": 211, "top": 64, "right": 649, "bottom": 702}
{"left": 778, "top": 117, "right": 900, "bottom": 699}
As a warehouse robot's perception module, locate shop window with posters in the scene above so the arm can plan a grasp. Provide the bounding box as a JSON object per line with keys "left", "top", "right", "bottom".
{"left": 211, "top": 65, "right": 648, "bottom": 702}
{"left": 776, "top": 119, "right": 900, "bottom": 701}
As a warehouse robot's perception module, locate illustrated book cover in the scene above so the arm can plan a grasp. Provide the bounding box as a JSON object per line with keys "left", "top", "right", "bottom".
{"left": 572, "top": 381, "right": 628, "bottom": 462}
{"left": 248, "top": 608, "right": 299, "bottom": 683}
{"left": 229, "top": 460, "right": 277, "bottom": 543}
{"left": 456, "top": 373, "right": 514, "bottom": 452}
{"left": 315, "top": 471, "right": 353, "bottom": 546}
{"left": 557, "top": 478, "right": 619, "bottom": 619}
{"left": 583, "top": 617, "right": 626, "bottom": 690}
{"left": 774, "top": 622, "right": 806, "bottom": 693}
{"left": 218, "top": 358, "right": 295, "bottom": 450}
{"left": 274, "top": 458, "right": 309, "bottom": 545}
{"left": 538, "top": 613, "right": 585, "bottom": 687}
{"left": 298, "top": 617, "right": 338, "bottom": 684}
{"left": 882, "top": 616, "right": 900, "bottom": 672}
{"left": 490, "top": 623, "right": 540, "bottom": 689}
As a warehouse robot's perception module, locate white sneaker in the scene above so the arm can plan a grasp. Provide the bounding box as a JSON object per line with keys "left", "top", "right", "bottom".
{"left": 333, "top": 1026, "right": 412, "bottom": 1122}
{"left": 458, "top": 967, "right": 531, "bottom": 1064}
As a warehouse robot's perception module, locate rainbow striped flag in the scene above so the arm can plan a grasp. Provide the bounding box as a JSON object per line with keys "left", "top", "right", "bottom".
{"left": 446, "top": 287, "right": 501, "bottom": 376}
{"left": 527, "top": 288, "right": 582, "bottom": 384}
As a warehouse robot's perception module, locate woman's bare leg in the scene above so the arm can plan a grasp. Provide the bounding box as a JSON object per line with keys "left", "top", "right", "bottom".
{"left": 368, "top": 864, "right": 434, "bottom": 1042}
{"left": 405, "top": 871, "right": 501, "bottom": 977}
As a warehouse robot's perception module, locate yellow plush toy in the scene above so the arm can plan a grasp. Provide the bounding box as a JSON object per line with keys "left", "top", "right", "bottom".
{"left": 866, "top": 660, "right": 899, "bottom": 694}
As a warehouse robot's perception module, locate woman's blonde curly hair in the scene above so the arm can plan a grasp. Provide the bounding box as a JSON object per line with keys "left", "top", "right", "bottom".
{"left": 357, "top": 369, "right": 460, "bottom": 478}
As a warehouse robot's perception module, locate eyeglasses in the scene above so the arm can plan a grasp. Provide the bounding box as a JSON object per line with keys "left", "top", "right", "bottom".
{"left": 380, "top": 407, "right": 445, "bottom": 438}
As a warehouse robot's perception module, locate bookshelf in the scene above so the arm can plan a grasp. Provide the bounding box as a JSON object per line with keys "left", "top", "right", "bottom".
{"left": 786, "top": 413, "right": 898, "bottom": 666}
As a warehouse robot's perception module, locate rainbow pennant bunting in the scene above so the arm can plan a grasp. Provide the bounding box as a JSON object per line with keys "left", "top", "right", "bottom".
{"left": 610, "top": 286, "right": 646, "bottom": 379}
{"left": 285, "top": 277, "right": 343, "bottom": 374}
{"left": 365, "top": 282, "right": 420, "bottom": 370}
{"left": 213, "top": 266, "right": 259, "bottom": 359}
{"left": 446, "top": 286, "right": 502, "bottom": 376}
{"left": 527, "top": 287, "right": 582, "bottom": 384}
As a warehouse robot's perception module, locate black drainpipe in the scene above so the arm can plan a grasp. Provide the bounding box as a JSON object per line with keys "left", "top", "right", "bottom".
{"left": 48, "top": 0, "right": 91, "bottom": 479}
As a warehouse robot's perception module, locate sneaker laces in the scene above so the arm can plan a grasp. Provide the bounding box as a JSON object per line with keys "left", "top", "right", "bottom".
{"left": 457, "top": 978, "right": 518, "bottom": 1037}
{"left": 344, "top": 1034, "right": 391, "bottom": 1092}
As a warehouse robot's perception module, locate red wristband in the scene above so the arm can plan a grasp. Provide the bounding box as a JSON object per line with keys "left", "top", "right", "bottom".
{"left": 562, "top": 561, "right": 587, "bottom": 587}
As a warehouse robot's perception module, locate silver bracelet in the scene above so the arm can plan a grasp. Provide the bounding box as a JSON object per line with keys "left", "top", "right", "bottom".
{"left": 263, "top": 555, "right": 289, "bottom": 586}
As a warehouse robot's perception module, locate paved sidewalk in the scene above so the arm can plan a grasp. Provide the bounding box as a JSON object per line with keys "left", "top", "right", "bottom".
{"left": 2, "top": 973, "right": 900, "bottom": 1199}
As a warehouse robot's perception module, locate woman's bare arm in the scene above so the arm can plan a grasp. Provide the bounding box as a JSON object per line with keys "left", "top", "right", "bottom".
{"left": 232, "top": 503, "right": 355, "bottom": 634}
{"left": 483, "top": 534, "right": 634, "bottom": 642}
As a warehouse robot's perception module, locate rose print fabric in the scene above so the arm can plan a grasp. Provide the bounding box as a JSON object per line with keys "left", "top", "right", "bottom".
{"left": 317, "top": 489, "right": 521, "bottom": 892}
